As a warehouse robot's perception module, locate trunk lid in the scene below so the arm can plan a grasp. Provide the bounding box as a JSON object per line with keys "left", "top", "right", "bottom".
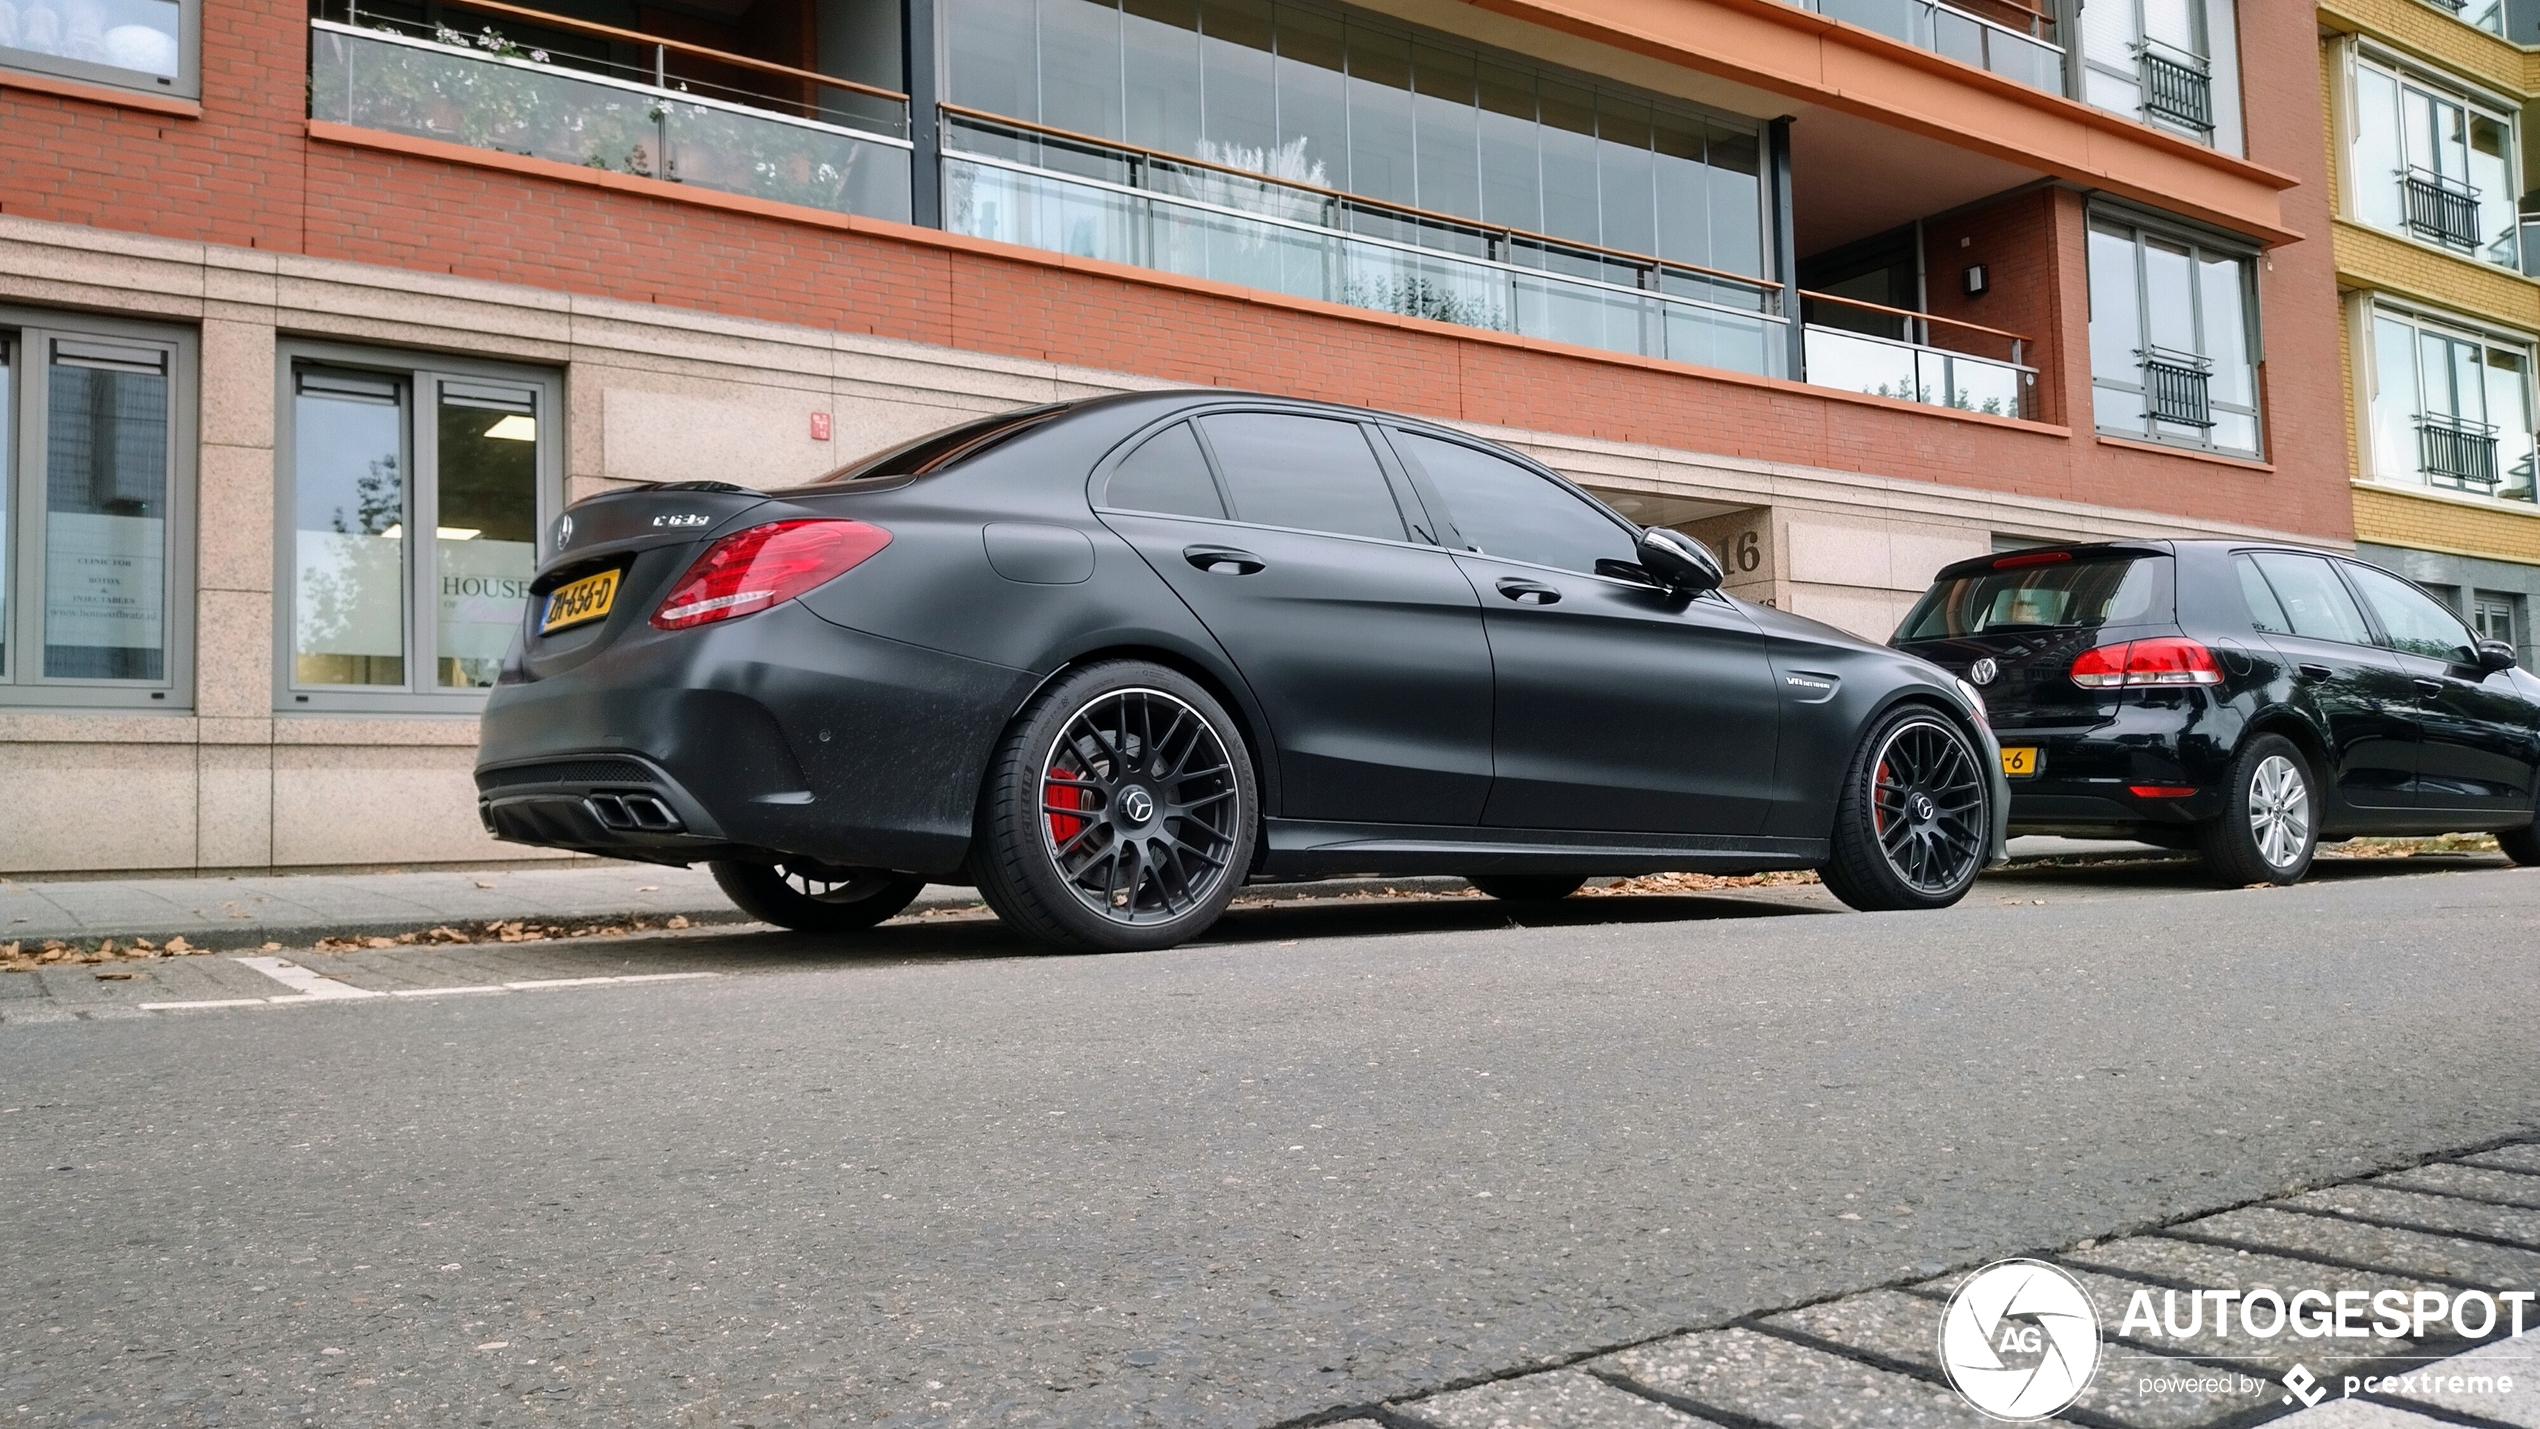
{"left": 513, "top": 482, "right": 773, "bottom": 677}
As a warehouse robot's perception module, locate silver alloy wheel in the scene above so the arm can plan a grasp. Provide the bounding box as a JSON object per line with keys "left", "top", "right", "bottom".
{"left": 2248, "top": 754, "right": 2312, "bottom": 869}
{"left": 1039, "top": 686, "right": 1243, "bottom": 925}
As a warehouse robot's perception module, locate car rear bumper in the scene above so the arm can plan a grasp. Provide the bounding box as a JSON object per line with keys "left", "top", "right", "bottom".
{"left": 475, "top": 602, "right": 1036, "bottom": 877}
{"left": 1993, "top": 707, "right": 2238, "bottom": 834}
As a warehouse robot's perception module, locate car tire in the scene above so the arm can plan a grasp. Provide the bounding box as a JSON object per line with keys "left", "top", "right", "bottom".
{"left": 1465, "top": 875, "right": 1588, "bottom": 902}
{"left": 973, "top": 661, "right": 1259, "bottom": 953}
{"left": 709, "top": 859, "right": 926, "bottom": 933}
{"left": 1820, "top": 705, "right": 1991, "bottom": 913}
{"left": 2497, "top": 814, "right": 2540, "bottom": 866}
{"left": 2197, "top": 734, "right": 2318, "bottom": 886}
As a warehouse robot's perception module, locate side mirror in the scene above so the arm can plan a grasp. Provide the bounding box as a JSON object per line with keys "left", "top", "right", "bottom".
{"left": 1637, "top": 527, "right": 1725, "bottom": 595}
{"left": 2477, "top": 640, "right": 2519, "bottom": 673}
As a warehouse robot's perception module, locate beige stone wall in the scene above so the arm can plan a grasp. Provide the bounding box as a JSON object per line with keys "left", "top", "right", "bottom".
{"left": 0, "top": 212, "right": 2334, "bottom": 875}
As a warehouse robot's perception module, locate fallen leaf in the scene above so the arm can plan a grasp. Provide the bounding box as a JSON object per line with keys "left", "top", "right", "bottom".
{"left": 363, "top": 936, "right": 395, "bottom": 949}
{"left": 666, "top": 915, "right": 689, "bottom": 929}
{"left": 637, "top": 886, "right": 659, "bottom": 893}
{"left": 475, "top": 881, "right": 497, "bottom": 890}
{"left": 261, "top": 942, "right": 282, "bottom": 952}
{"left": 132, "top": 938, "right": 155, "bottom": 951}
{"left": 162, "top": 937, "right": 191, "bottom": 954}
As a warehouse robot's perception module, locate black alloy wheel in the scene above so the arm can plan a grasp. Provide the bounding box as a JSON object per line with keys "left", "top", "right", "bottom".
{"left": 974, "top": 661, "right": 1258, "bottom": 953}
{"left": 709, "top": 859, "right": 927, "bottom": 933}
{"left": 1466, "top": 875, "right": 1588, "bottom": 902}
{"left": 1821, "top": 707, "right": 1990, "bottom": 912}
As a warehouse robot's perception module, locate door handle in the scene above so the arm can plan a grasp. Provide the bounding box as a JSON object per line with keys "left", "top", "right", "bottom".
{"left": 2413, "top": 677, "right": 2447, "bottom": 697}
{"left": 1494, "top": 577, "right": 1562, "bottom": 606}
{"left": 2297, "top": 663, "right": 2333, "bottom": 680}
{"left": 1183, "top": 545, "right": 1265, "bottom": 576}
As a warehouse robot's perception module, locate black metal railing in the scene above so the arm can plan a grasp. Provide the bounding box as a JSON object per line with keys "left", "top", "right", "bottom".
{"left": 2420, "top": 0, "right": 2468, "bottom": 13}
{"left": 2402, "top": 169, "right": 2482, "bottom": 252}
{"left": 2418, "top": 412, "right": 2501, "bottom": 489}
{"left": 2138, "top": 43, "right": 2212, "bottom": 133}
{"left": 2142, "top": 349, "right": 2214, "bottom": 428}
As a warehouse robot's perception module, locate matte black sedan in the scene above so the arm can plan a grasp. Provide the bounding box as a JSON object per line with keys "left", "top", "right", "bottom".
{"left": 475, "top": 392, "right": 2007, "bottom": 951}
{"left": 1895, "top": 540, "right": 2540, "bottom": 884}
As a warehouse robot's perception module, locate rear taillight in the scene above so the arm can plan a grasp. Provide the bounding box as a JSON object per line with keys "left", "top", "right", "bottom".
{"left": 651, "top": 519, "right": 891, "bottom": 630}
{"left": 2070, "top": 637, "right": 2223, "bottom": 689}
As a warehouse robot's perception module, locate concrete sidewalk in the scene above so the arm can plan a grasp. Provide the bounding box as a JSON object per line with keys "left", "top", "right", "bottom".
{"left": 0, "top": 837, "right": 2160, "bottom": 955}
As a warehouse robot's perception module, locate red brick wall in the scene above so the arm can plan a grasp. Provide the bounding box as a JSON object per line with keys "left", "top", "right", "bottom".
{"left": 0, "top": 0, "right": 2352, "bottom": 539}
{"left": 1924, "top": 187, "right": 2062, "bottom": 428}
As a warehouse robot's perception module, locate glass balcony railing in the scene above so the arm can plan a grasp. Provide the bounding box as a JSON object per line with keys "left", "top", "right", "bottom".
{"left": 1808, "top": 0, "right": 2065, "bottom": 94}
{"left": 309, "top": 19, "right": 914, "bottom": 223}
{"left": 941, "top": 111, "right": 1792, "bottom": 379}
{"left": 1802, "top": 327, "right": 2030, "bottom": 418}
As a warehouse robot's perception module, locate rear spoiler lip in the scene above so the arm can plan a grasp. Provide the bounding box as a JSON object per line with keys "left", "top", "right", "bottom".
{"left": 1927, "top": 541, "right": 2174, "bottom": 584}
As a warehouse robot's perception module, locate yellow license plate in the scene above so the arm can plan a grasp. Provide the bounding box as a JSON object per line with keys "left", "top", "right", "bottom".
{"left": 540, "top": 569, "right": 620, "bottom": 633}
{"left": 1999, "top": 746, "right": 2039, "bottom": 778}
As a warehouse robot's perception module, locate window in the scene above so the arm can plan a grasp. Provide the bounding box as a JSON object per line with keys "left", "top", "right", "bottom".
{"left": 2243, "top": 552, "right": 2371, "bottom": 644}
{"left": 1391, "top": 431, "right": 1634, "bottom": 574}
{"left": 2363, "top": 304, "right": 2537, "bottom": 504}
{"left": 2078, "top": 0, "right": 2244, "bottom": 152}
{"left": 2088, "top": 214, "right": 2261, "bottom": 457}
{"left": 2233, "top": 554, "right": 2293, "bottom": 634}
{"left": 2347, "top": 562, "right": 2479, "bottom": 664}
{"left": 2470, "top": 591, "right": 2517, "bottom": 650}
{"left": 1195, "top": 413, "right": 1405, "bottom": 540}
{"left": 0, "top": 0, "right": 195, "bottom": 99}
{"left": 2349, "top": 56, "right": 2518, "bottom": 270}
{"left": 278, "top": 344, "right": 559, "bottom": 711}
{"left": 0, "top": 314, "right": 194, "bottom": 709}
{"left": 1102, "top": 422, "right": 1226, "bottom": 518}
{"left": 943, "top": 0, "right": 1766, "bottom": 276}
{"left": 1902, "top": 556, "right": 2166, "bottom": 640}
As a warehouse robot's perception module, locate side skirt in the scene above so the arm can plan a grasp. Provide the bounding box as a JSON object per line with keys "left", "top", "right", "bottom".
{"left": 1259, "top": 819, "right": 1828, "bottom": 878}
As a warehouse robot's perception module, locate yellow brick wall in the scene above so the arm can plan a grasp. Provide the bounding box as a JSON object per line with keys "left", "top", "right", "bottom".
{"left": 2354, "top": 483, "right": 2540, "bottom": 560}
{"left": 2334, "top": 223, "right": 2540, "bottom": 328}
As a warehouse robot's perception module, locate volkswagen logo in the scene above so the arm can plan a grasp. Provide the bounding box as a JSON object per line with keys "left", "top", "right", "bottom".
{"left": 555, "top": 514, "right": 575, "bottom": 549}
{"left": 1939, "top": 1259, "right": 2101, "bottom": 1421}
{"left": 1119, "top": 787, "right": 1156, "bottom": 824}
{"left": 1969, "top": 657, "right": 1999, "bottom": 686}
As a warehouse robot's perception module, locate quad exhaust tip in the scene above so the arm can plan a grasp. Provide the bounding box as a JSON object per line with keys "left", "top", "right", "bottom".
{"left": 585, "top": 793, "right": 683, "bottom": 832}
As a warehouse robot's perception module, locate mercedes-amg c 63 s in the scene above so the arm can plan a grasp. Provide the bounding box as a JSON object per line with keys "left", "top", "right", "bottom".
{"left": 474, "top": 392, "right": 2008, "bottom": 951}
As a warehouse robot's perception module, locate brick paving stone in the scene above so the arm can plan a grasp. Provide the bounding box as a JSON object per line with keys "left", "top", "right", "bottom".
{"left": 2270, "top": 1401, "right": 2453, "bottom": 1427}
{"left": 2464, "top": 1145, "right": 2540, "bottom": 1177}
{"left": 1765, "top": 1287, "right": 2273, "bottom": 1429}
{"left": 1591, "top": 1326, "right": 1993, "bottom": 1427}
{"left": 2284, "top": 1186, "right": 2540, "bottom": 1250}
{"left": 2374, "top": 1337, "right": 2540, "bottom": 1427}
{"left": 2376, "top": 1164, "right": 2540, "bottom": 1208}
{"left": 2175, "top": 1206, "right": 2540, "bottom": 1287}
{"left": 1398, "top": 1368, "right": 1717, "bottom": 1428}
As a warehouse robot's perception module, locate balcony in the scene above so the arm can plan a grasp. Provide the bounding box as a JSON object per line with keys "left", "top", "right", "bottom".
{"left": 2418, "top": 412, "right": 2502, "bottom": 491}
{"left": 2141, "top": 348, "right": 2214, "bottom": 429}
{"left": 2136, "top": 41, "right": 2212, "bottom": 136}
{"left": 1802, "top": 298, "right": 2031, "bottom": 418}
{"left": 2402, "top": 169, "right": 2483, "bottom": 254}
{"left": 1802, "top": 0, "right": 2065, "bottom": 95}
{"left": 942, "top": 109, "right": 1793, "bottom": 379}
{"left": 308, "top": 8, "right": 913, "bottom": 223}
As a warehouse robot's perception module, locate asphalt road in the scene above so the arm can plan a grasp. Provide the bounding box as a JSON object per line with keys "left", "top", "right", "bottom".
{"left": 4, "top": 853, "right": 2536, "bottom": 1428}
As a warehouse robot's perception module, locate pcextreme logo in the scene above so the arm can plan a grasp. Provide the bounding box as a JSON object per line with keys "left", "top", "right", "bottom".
{"left": 1939, "top": 1260, "right": 2103, "bottom": 1421}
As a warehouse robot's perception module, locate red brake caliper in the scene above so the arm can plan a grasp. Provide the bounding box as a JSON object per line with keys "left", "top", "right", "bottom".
{"left": 1047, "top": 766, "right": 1084, "bottom": 844}
{"left": 1873, "top": 759, "right": 1891, "bottom": 836}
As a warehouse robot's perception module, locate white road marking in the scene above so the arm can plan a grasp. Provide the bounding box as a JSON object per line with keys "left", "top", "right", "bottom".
{"left": 137, "top": 966, "right": 720, "bottom": 1014}
{"left": 234, "top": 956, "right": 381, "bottom": 1000}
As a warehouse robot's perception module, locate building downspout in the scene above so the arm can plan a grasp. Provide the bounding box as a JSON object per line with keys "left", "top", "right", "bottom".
{"left": 1770, "top": 116, "right": 1803, "bottom": 383}
{"left": 904, "top": 0, "right": 941, "bottom": 228}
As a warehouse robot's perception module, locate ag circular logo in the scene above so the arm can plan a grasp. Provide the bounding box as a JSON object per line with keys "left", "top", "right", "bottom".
{"left": 1938, "top": 1259, "right": 2100, "bottom": 1421}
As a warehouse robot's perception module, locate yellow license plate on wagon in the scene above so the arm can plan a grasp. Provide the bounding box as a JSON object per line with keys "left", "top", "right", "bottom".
{"left": 540, "top": 569, "right": 620, "bottom": 633}
{"left": 1999, "top": 746, "right": 2039, "bottom": 778}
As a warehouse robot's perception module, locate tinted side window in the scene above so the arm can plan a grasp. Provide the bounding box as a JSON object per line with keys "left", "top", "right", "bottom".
{"left": 1199, "top": 414, "right": 1407, "bottom": 541}
{"left": 1396, "top": 432, "right": 1635, "bottom": 574}
{"left": 1103, "top": 422, "right": 1225, "bottom": 518}
{"left": 2347, "top": 564, "right": 2479, "bottom": 664}
{"left": 2247, "top": 553, "right": 2372, "bottom": 645}
{"left": 2232, "top": 554, "right": 2292, "bottom": 635}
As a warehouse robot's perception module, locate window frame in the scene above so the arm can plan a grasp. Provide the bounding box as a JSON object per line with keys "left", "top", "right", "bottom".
{"left": 0, "top": 0, "right": 200, "bottom": 101}
{"left": 2086, "top": 204, "right": 2265, "bottom": 459}
{"left": 1089, "top": 405, "right": 1437, "bottom": 549}
{"left": 2354, "top": 297, "right": 2538, "bottom": 507}
{"left": 1376, "top": 423, "right": 1649, "bottom": 581}
{"left": 271, "top": 339, "right": 563, "bottom": 716}
{"left": 2342, "top": 46, "right": 2521, "bottom": 272}
{"left": 0, "top": 307, "right": 197, "bottom": 712}
{"left": 2075, "top": 0, "right": 2245, "bottom": 154}
{"left": 2335, "top": 557, "right": 2483, "bottom": 665}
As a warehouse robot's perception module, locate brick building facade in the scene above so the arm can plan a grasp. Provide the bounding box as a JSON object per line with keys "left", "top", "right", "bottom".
{"left": 2, "top": 0, "right": 2342, "bottom": 873}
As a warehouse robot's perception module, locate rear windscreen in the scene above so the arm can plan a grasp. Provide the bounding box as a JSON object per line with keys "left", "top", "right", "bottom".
{"left": 1899, "top": 556, "right": 2168, "bottom": 641}
{"left": 803, "top": 404, "right": 1068, "bottom": 485}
